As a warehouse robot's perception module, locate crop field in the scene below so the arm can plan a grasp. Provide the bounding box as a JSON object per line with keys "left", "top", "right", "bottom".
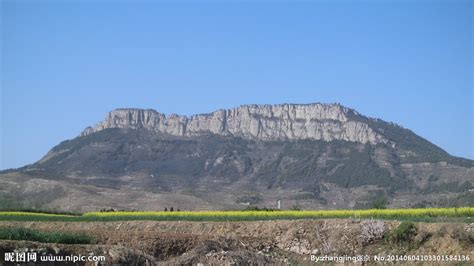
{"left": 0, "top": 207, "right": 472, "bottom": 222}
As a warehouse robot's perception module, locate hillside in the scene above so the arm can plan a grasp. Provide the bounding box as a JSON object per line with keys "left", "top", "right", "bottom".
{"left": 0, "top": 103, "right": 472, "bottom": 211}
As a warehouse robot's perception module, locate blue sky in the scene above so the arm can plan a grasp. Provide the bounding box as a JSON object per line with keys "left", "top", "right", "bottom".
{"left": 1, "top": 0, "right": 472, "bottom": 169}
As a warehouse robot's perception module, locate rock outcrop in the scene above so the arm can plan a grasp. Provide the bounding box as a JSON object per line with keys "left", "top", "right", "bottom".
{"left": 81, "top": 103, "right": 387, "bottom": 145}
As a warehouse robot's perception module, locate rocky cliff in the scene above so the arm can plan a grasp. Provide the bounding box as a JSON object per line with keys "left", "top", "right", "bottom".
{"left": 81, "top": 103, "right": 388, "bottom": 145}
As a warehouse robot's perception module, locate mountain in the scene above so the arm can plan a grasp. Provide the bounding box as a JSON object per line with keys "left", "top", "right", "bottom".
{"left": 1, "top": 103, "right": 473, "bottom": 211}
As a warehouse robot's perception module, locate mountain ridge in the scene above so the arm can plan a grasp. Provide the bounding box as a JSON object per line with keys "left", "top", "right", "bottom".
{"left": 1, "top": 102, "right": 472, "bottom": 211}
{"left": 81, "top": 103, "right": 392, "bottom": 145}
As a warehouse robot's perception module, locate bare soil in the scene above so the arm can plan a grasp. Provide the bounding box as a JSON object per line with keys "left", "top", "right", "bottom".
{"left": 0, "top": 219, "right": 472, "bottom": 265}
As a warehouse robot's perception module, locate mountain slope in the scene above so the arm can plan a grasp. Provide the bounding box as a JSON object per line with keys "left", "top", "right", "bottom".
{"left": 1, "top": 103, "right": 472, "bottom": 211}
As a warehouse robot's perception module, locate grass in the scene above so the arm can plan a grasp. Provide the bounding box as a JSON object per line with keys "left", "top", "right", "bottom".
{"left": 0, "top": 227, "right": 94, "bottom": 244}
{"left": 0, "top": 207, "right": 472, "bottom": 222}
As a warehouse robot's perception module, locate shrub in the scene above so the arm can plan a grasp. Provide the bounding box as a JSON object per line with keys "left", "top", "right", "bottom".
{"left": 291, "top": 205, "right": 302, "bottom": 211}
{"left": 371, "top": 198, "right": 387, "bottom": 209}
{"left": 386, "top": 221, "right": 417, "bottom": 244}
{"left": 360, "top": 220, "right": 385, "bottom": 245}
{"left": 243, "top": 206, "right": 279, "bottom": 211}
{"left": 99, "top": 208, "right": 116, "bottom": 212}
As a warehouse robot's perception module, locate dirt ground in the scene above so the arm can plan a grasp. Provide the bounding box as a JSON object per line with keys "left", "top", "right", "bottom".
{"left": 0, "top": 219, "right": 473, "bottom": 265}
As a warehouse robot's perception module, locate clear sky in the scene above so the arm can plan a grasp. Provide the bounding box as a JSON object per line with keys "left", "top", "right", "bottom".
{"left": 1, "top": 0, "right": 472, "bottom": 170}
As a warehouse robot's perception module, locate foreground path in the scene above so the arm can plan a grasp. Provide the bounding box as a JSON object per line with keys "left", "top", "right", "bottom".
{"left": 1, "top": 219, "right": 472, "bottom": 265}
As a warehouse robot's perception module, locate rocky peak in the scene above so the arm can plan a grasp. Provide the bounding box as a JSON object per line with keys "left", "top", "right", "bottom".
{"left": 81, "top": 103, "right": 388, "bottom": 144}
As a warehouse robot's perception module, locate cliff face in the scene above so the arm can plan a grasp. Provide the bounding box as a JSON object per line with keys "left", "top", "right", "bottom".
{"left": 81, "top": 103, "right": 387, "bottom": 145}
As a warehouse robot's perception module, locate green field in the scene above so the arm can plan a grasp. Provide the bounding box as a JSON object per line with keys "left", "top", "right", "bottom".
{"left": 0, "top": 207, "right": 472, "bottom": 222}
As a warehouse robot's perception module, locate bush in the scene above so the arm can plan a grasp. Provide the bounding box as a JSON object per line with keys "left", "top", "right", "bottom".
{"left": 386, "top": 221, "right": 417, "bottom": 243}
{"left": 360, "top": 220, "right": 385, "bottom": 245}
{"left": 291, "top": 205, "right": 302, "bottom": 211}
{"left": 371, "top": 197, "right": 387, "bottom": 209}
{"left": 243, "top": 206, "right": 279, "bottom": 211}
{"left": 0, "top": 227, "right": 94, "bottom": 244}
{"left": 99, "top": 208, "right": 116, "bottom": 212}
